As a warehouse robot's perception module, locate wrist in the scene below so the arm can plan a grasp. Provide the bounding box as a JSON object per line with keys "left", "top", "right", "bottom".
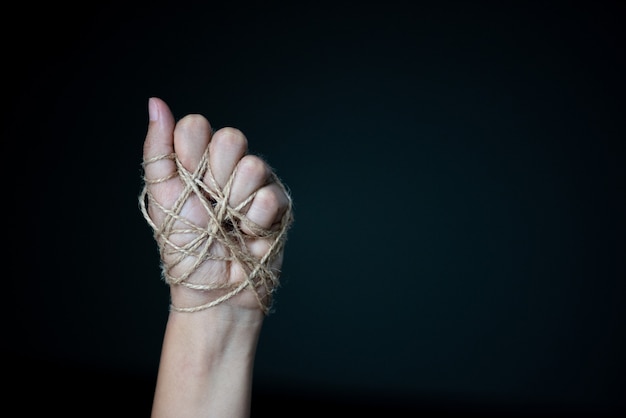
{"left": 166, "top": 302, "right": 264, "bottom": 353}
{"left": 152, "top": 306, "right": 264, "bottom": 418}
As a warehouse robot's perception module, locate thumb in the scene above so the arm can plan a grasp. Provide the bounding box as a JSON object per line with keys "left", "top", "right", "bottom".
{"left": 143, "top": 97, "right": 177, "bottom": 184}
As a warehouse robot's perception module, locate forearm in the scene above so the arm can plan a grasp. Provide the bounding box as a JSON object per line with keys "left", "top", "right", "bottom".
{"left": 151, "top": 306, "right": 264, "bottom": 418}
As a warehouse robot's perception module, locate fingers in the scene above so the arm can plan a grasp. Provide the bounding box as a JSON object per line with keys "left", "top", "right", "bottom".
{"left": 142, "top": 98, "right": 176, "bottom": 183}
{"left": 142, "top": 100, "right": 290, "bottom": 239}
{"left": 205, "top": 128, "right": 248, "bottom": 192}
{"left": 244, "top": 183, "right": 290, "bottom": 230}
{"left": 229, "top": 155, "right": 270, "bottom": 208}
{"left": 241, "top": 183, "right": 291, "bottom": 259}
{"left": 228, "top": 154, "right": 290, "bottom": 231}
{"left": 173, "top": 114, "right": 212, "bottom": 176}
{"left": 216, "top": 135, "right": 288, "bottom": 232}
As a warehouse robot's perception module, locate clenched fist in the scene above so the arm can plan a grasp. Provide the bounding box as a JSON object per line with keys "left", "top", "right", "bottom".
{"left": 140, "top": 98, "right": 293, "bottom": 315}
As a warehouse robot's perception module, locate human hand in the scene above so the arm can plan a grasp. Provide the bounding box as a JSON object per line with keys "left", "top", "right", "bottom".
{"left": 139, "top": 98, "right": 293, "bottom": 315}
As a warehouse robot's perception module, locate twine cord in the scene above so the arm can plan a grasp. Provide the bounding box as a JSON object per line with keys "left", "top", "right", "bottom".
{"left": 139, "top": 145, "right": 293, "bottom": 315}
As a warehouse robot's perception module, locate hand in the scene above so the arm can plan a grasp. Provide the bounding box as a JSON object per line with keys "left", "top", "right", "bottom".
{"left": 139, "top": 98, "right": 293, "bottom": 315}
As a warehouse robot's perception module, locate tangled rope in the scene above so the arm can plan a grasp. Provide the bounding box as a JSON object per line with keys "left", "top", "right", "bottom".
{"left": 139, "top": 145, "right": 293, "bottom": 315}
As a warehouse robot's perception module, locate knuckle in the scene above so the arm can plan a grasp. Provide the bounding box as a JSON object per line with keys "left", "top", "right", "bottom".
{"left": 255, "top": 187, "right": 280, "bottom": 210}
{"left": 213, "top": 127, "right": 248, "bottom": 148}
{"left": 238, "top": 155, "right": 269, "bottom": 179}
{"left": 175, "top": 114, "right": 210, "bottom": 134}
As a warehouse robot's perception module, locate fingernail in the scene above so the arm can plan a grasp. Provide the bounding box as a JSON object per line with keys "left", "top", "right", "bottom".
{"left": 148, "top": 97, "right": 159, "bottom": 121}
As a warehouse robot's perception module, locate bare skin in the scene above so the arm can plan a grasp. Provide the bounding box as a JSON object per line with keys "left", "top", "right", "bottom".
{"left": 143, "top": 97, "right": 290, "bottom": 417}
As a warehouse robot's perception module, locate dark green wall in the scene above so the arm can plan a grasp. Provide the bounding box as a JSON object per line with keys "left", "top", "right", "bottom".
{"left": 7, "top": 2, "right": 625, "bottom": 416}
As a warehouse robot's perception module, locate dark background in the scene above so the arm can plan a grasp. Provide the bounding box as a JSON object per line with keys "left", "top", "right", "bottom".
{"left": 6, "top": 1, "right": 625, "bottom": 416}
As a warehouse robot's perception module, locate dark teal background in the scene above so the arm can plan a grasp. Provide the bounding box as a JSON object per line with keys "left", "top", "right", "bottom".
{"left": 7, "top": 1, "right": 625, "bottom": 416}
